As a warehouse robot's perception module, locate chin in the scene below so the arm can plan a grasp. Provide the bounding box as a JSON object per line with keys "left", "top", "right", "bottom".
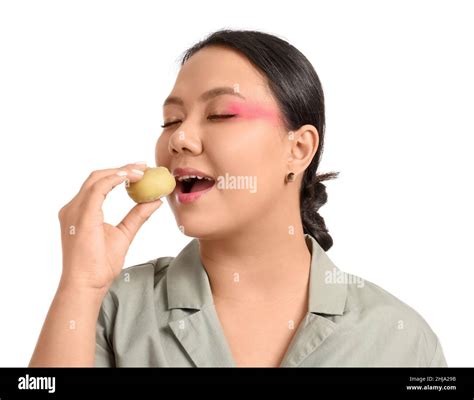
{"left": 174, "top": 217, "right": 236, "bottom": 241}
{"left": 171, "top": 212, "right": 216, "bottom": 238}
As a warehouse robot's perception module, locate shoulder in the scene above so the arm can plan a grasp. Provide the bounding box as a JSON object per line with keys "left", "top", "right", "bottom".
{"left": 346, "top": 274, "right": 430, "bottom": 326}
{"left": 343, "top": 273, "right": 445, "bottom": 365}
{"left": 117, "top": 256, "right": 173, "bottom": 287}
{"left": 100, "top": 256, "right": 174, "bottom": 318}
{"left": 95, "top": 257, "right": 176, "bottom": 367}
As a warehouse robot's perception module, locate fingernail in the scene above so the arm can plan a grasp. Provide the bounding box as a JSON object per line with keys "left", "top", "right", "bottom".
{"left": 117, "top": 171, "right": 128, "bottom": 176}
{"left": 131, "top": 169, "right": 144, "bottom": 176}
{"left": 134, "top": 161, "right": 147, "bottom": 165}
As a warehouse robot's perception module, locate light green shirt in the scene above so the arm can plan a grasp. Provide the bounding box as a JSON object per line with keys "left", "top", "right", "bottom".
{"left": 95, "top": 234, "right": 447, "bottom": 367}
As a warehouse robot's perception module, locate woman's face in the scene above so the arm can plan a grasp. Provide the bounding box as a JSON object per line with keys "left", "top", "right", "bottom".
{"left": 155, "top": 45, "right": 292, "bottom": 239}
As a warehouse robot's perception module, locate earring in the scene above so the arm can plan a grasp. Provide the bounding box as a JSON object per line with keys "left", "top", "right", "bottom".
{"left": 286, "top": 172, "right": 295, "bottom": 182}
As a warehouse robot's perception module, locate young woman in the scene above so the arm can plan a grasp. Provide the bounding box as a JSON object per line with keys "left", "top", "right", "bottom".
{"left": 29, "top": 29, "right": 447, "bottom": 367}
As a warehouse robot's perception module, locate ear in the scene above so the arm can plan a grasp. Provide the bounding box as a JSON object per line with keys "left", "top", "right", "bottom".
{"left": 286, "top": 124, "right": 319, "bottom": 177}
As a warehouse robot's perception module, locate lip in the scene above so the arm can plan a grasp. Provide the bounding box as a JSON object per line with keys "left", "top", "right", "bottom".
{"left": 172, "top": 167, "right": 215, "bottom": 179}
{"left": 172, "top": 167, "right": 216, "bottom": 204}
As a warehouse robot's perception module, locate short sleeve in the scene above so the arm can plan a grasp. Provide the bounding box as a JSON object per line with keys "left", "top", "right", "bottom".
{"left": 429, "top": 337, "right": 448, "bottom": 367}
{"left": 94, "top": 291, "right": 116, "bottom": 367}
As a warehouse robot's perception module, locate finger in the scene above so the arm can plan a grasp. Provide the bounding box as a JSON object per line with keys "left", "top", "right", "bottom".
{"left": 116, "top": 199, "right": 163, "bottom": 243}
{"left": 82, "top": 172, "right": 130, "bottom": 212}
{"left": 80, "top": 162, "right": 148, "bottom": 192}
{"left": 82, "top": 168, "right": 149, "bottom": 213}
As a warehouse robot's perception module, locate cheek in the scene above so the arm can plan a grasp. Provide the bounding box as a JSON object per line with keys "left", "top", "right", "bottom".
{"left": 155, "top": 133, "right": 170, "bottom": 166}
{"left": 209, "top": 123, "right": 280, "bottom": 176}
{"left": 211, "top": 127, "right": 283, "bottom": 204}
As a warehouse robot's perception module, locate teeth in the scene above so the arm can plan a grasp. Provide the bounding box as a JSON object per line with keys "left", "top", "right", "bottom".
{"left": 176, "top": 175, "right": 213, "bottom": 182}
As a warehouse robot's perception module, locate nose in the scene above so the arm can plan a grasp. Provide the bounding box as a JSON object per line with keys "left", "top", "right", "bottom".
{"left": 168, "top": 127, "right": 203, "bottom": 156}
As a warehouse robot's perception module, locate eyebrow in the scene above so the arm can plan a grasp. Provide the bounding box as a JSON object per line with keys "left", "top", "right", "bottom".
{"left": 163, "top": 86, "right": 245, "bottom": 107}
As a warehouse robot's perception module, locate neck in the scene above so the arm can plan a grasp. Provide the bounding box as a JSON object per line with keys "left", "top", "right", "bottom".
{"left": 198, "top": 209, "right": 312, "bottom": 306}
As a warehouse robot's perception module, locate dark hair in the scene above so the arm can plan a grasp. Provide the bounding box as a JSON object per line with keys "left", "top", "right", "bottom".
{"left": 181, "top": 29, "right": 339, "bottom": 251}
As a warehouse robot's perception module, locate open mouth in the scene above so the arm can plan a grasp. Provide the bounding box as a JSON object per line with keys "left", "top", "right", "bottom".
{"left": 176, "top": 176, "right": 216, "bottom": 194}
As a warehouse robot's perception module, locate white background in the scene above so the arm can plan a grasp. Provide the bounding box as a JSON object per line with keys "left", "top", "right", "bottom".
{"left": 0, "top": 0, "right": 472, "bottom": 367}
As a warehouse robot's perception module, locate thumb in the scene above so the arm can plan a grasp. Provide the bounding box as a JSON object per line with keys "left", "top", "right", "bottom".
{"left": 116, "top": 199, "right": 163, "bottom": 243}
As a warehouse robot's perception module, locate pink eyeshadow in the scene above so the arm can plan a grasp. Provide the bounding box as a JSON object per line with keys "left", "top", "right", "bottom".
{"left": 225, "top": 101, "right": 280, "bottom": 124}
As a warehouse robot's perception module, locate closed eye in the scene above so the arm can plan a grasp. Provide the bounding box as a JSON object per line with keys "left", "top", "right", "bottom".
{"left": 161, "top": 114, "right": 237, "bottom": 129}
{"left": 161, "top": 120, "right": 181, "bottom": 128}
{"left": 207, "top": 114, "right": 237, "bottom": 121}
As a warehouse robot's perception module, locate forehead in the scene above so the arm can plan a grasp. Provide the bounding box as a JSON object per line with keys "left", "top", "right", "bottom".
{"left": 170, "top": 45, "right": 272, "bottom": 102}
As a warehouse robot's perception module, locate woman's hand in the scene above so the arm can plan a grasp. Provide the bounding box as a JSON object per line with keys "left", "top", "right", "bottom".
{"left": 58, "top": 162, "right": 163, "bottom": 292}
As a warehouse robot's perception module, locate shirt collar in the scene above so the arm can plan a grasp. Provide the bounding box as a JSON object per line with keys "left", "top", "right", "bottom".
{"left": 166, "top": 234, "right": 347, "bottom": 316}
